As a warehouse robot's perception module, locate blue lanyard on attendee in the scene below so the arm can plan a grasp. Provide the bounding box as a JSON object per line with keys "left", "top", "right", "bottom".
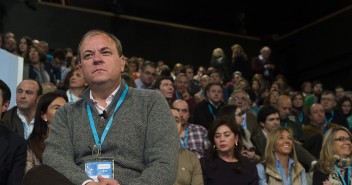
{"left": 175, "top": 91, "right": 180, "bottom": 99}
{"left": 325, "top": 111, "right": 335, "bottom": 123}
{"left": 298, "top": 111, "right": 303, "bottom": 124}
{"left": 335, "top": 165, "right": 351, "bottom": 185}
{"left": 86, "top": 85, "right": 128, "bottom": 151}
{"left": 180, "top": 127, "right": 189, "bottom": 148}
{"left": 68, "top": 90, "right": 74, "bottom": 102}
{"left": 282, "top": 122, "right": 287, "bottom": 128}
{"left": 207, "top": 103, "right": 216, "bottom": 120}
{"left": 22, "top": 122, "right": 28, "bottom": 140}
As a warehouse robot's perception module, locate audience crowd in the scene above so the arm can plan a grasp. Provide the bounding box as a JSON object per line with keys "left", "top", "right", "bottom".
{"left": 1, "top": 30, "right": 352, "bottom": 185}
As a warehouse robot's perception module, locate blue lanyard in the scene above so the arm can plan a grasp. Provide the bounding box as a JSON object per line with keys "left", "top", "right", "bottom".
{"left": 68, "top": 90, "right": 74, "bottom": 102}
{"left": 325, "top": 111, "right": 335, "bottom": 123}
{"left": 207, "top": 103, "right": 216, "bottom": 120}
{"left": 298, "top": 111, "right": 303, "bottom": 124}
{"left": 180, "top": 127, "right": 189, "bottom": 148}
{"left": 22, "top": 122, "right": 28, "bottom": 140}
{"left": 335, "top": 165, "right": 351, "bottom": 185}
{"left": 86, "top": 84, "right": 128, "bottom": 151}
{"left": 282, "top": 122, "right": 287, "bottom": 128}
{"left": 175, "top": 91, "right": 180, "bottom": 99}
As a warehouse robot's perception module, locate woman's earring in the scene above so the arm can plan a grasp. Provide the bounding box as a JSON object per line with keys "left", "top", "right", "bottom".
{"left": 213, "top": 145, "right": 217, "bottom": 150}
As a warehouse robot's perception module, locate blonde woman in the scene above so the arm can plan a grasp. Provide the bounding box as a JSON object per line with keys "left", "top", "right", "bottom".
{"left": 257, "top": 127, "right": 307, "bottom": 185}
{"left": 313, "top": 127, "right": 352, "bottom": 185}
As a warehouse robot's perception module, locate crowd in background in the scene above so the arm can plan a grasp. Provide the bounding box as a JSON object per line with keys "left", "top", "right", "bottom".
{"left": 1, "top": 30, "right": 352, "bottom": 185}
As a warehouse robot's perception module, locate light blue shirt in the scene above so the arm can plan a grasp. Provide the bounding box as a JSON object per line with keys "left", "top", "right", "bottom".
{"left": 134, "top": 78, "right": 153, "bottom": 89}
{"left": 256, "top": 157, "right": 307, "bottom": 185}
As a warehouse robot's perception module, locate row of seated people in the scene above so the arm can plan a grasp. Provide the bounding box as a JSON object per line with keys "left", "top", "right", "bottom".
{"left": 0, "top": 77, "right": 351, "bottom": 185}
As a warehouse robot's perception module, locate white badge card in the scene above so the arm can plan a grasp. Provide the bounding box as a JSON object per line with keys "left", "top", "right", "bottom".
{"left": 85, "top": 158, "right": 114, "bottom": 181}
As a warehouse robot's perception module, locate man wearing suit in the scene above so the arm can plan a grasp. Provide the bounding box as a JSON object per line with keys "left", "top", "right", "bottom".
{"left": 251, "top": 105, "right": 316, "bottom": 170}
{"left": 0, "top": 80, "right": 27, "bottom": 185}
{"left": 1, "top": 79, "right": 42, "bottom": 139}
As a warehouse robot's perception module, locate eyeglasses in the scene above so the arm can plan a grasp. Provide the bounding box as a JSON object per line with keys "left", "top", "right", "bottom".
{"left": 334, "top": 137, "right": 352, "bottom": 143}
{"left": 234, "top": 96, "right": 247, "bottom": 102}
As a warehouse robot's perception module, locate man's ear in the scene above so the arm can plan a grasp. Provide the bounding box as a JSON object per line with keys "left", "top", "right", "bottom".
{"left": 36, "top": 95, "right": 42, "bottom": 104}
{"left": 1, "top": 100, "right": 10, "bottom": 112}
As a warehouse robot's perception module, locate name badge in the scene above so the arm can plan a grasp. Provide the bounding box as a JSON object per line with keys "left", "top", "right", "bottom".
{"left": 85, "top": 158, "right": 114, "bottom": 181}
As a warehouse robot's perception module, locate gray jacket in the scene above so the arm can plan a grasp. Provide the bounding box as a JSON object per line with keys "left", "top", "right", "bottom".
{"left": 43, "top": 81, "right": 179, "bottom": 185}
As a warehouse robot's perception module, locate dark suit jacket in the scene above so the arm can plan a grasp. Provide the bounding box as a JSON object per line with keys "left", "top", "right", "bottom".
{"left": 193, "top": 100, "right": 224, "bottom": 130}
{"left": 246, "top": 110, "right": 260, "bottom": 134}
{"left": 0, "top": 125, "right": 27, "bottom": 185}
{"left": 1, "top": 106, "right": 24, "bottom": 138}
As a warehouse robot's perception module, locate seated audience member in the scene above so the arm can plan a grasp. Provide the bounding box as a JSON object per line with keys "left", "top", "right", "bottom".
{"left": 216, "top": 105, "right": 260, "bottom": 162}
{"left": 26, "top": 92, "right": 67, "bottom": 172}
{"left": 181, "top": 65, "right": 200, "bottom": 96}
{"left": 194, "top": 82, "right": 225, "bottom": 129}
{"left": 154, "top": 76, "right": 174, "bottom": 106}
{"left": 228, "top": 89, "right": 259, "bottom": 134}
{"left": 300, "top": 81, "right": 312, "bottom": 97}
{"left": 304, "top": 81, "right": 323, "bottom": 108}
{"left": 18, "top": 36, "right": 32, "bottom": 57}
{"left": 302, "top": 104, "right": 327, "bottom": 159}
{"left": 263, "top": 89, "right": 281, "bottom": 107}
{"left": 0, "top": 80, "right": 27, "bottom": 185}
{"left": 277, "top": 95, "right": 304, "bottom": 142}
{"left": 320, "top": 91, "right": 348, "bottom": 128}
{"left": 173, "top": 73, "right": 197, "bottom": 118}
{"left": 257, "top": 127, "right": 308, "bottom": 185}
{"left": 335, "top": 85, "right": 345, "bottom": 102}
{"left": 23, "top": 30, "right": 178, "bottom": 185}
{"left": 200, "top": 116, "right": 259, "bottom": 185}
{"left": 302, "top": 103, "right": 330, "bottom": 140}
{"left": 313, "top": 127, "right": 352, "bottom": 185}
{"left": 45, "top": 48, "right": 70, "bottom": 88}
{"left": 224, "top": 71, "right": 243, "bottom": 95}
{"left": 194, "top": 75, "right": 209, "bottom": 103}
{"left": 23, "top": 45, "right": 51, "bottom": 84}
{"left": 134, "top": 61, "right": 156, "bottom": 89}
{"left": 127, "top": 57, "right": 139, "bottom": 79}
{"left": 208, "top": 70, "right": 229, "bottom": 102}
{"left": 172, "top": 63, "right": 184, "bottom": 80}
{"left": 171, "top": 108, "right": 204, "bottom": 185}
{"left": 251, "top": 105, "right": 316, "bottom": 170}
{"left": 172, "top": 100, "right": 210, "bottom": 158}
{"left": 193, "top": 66, "right": 206, "bottom": 82}
{"left": 121, "top": 72, "right": 137, "bottom": 88}
{"left": 337, "top": 97, "right": 352, "bottom": 129}
{"left": 1, "top": 79, "right": 42, "bottom": 139}
{"left": 291, "top": 92, "right": 309, "bottom": 126}
{"left": 65, "top": 67, "right": 88, "bottom": 102}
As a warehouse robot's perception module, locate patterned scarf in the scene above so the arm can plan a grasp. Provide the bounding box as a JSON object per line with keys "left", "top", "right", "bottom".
{"left": 327, "top": 155, "right": 352, "bottom": 185}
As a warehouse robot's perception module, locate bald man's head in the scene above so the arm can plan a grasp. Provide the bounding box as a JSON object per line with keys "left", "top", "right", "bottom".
{"left": 277, "top": 95, "right": 292, "bottom": 120}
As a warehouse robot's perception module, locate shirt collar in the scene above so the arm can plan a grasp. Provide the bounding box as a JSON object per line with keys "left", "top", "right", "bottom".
{"left": 275, "top": 155, "right": 295, "bottom": 168}
{"left": 89, "top": 84, "right": 120, "bottom": 113}
{"left": 17, "top": 108, "right": 35, "bottom": 124}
